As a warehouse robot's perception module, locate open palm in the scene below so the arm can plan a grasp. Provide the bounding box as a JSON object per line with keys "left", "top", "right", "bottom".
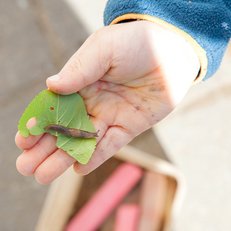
{"left": 15, "top": 21, "right": 199, "bottom": 184}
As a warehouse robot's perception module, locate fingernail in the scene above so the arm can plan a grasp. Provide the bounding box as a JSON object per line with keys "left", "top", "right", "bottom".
{"left": 47, "top": 74, "right": 61, "bottom": 81}
{"left": 26, "top": 117, "right": 37, "bottom": 129}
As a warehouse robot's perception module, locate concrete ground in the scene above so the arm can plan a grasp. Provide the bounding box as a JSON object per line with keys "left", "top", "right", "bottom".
{"left": 1, "top": 0, "right": 231, "bottom": 231}
{"left": 0, "top": 0, "right": 88, "bottom": 230}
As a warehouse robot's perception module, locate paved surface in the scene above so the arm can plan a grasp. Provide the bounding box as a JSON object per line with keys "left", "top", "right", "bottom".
{"left": 1, "top": 0, "right": 231, "bottom": 230}
{"left": 0, "top": 0, "right": 88, "bottom": 230}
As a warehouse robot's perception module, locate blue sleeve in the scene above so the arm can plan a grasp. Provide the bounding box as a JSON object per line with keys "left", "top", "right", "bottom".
{"left": 104, "top": 0, "right": 231, "bottom": 81}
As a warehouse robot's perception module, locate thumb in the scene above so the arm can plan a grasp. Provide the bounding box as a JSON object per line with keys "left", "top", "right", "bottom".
{"left": 46, "top": 28, "right": 112, "bottom": 94}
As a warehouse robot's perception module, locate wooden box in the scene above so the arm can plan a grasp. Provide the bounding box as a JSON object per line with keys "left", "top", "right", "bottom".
{"left": 35, "top": 130, "right": 185, "bottom": 231}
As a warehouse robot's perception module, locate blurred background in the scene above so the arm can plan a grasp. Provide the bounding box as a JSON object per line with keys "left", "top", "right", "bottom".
{"left": 0, "top": 0, "right": 231, "bottom": 230}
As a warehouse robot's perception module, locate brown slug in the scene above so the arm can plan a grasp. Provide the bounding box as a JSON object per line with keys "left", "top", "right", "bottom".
{"left": 45, "top": 124, "right": 99, "bottom": 138}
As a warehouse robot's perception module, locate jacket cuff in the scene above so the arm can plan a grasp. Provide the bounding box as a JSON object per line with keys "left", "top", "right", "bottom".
{"left": 104, "top": 1, "right": 231, "bottom": 81}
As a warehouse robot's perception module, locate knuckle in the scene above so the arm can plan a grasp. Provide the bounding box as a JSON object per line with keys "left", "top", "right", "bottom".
{"left": 16, "top": 155, "right": 32, "bottom": 176}
{"left": 69, "top": 55, "right": 88, "bottom": 87}
{"left": 34, "top": 169, "right": 50, "bottom": 185}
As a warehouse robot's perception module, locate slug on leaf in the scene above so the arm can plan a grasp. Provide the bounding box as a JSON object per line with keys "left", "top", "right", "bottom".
{"left": 45, "top": 124, "right": 99, "bottom": 138}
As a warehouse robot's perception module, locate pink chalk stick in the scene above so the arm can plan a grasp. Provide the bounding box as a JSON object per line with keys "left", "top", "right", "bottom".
{"left": 114, "top": 204, "right": 140, "bottom": 231}
{"left": 65, "top": 163, "right": 143, "bottom": 231}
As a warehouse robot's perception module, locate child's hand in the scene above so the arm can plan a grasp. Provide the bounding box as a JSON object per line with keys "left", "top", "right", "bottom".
{"left": 15, "top": 21, "right": 200, "bottom": 184}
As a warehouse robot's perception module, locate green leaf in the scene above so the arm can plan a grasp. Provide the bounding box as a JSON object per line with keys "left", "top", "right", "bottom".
{"left": 18, "top": 90, "right": 96, "bottom": 164}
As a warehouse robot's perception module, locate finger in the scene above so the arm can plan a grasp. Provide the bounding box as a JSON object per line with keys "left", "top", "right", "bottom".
{"left": 15, "top": 118, "right": 42, "bottom": 150}
{"left": 16, "top": 134, "right": 57, "bottom": 176}
{"left": 33, "top": 117, "right": 108, "bottom": 184}
{"left": 15, "top": 131, "right": 43, "bottom": 150}
{"left": 34, "top": 149, "right": 75, "bottom": 185}
{"left": 30, "top": 114, "right": 107, "bottom": 184}
{"left": 74, "top": 126, "right": 133, "bottom": 175}
{"left": 46, "top": 28, "right": 112, "bottom": 94}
